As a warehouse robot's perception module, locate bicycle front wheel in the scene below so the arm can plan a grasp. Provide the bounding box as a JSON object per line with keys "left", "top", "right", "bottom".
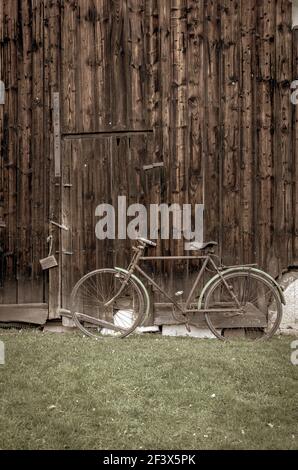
{"left": 204, "top": 271, "right": 283, "bottom": 341}
{"left": 70, "top": 269, "right": 145, "bottom": 339}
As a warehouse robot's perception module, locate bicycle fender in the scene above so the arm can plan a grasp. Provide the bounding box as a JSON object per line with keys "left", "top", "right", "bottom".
{"left": 115, "top": 267, "right": 151, "bottom": 324}
{"left": 198, "top": 267, "right": 286, "bottom": 309}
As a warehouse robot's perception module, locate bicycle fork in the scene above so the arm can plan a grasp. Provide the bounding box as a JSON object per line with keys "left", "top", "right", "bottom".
{"left": 104, "top": 245, "right": 144, "bottom": 307}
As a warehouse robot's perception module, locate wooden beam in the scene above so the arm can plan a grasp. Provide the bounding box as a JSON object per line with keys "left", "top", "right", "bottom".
{"left": 62, "top": 129, "right": 153, "bottom": 140}
{"left": 0, "top": 304, "right": 48, "bottom": 325}
{"left": 53, "top": 91, "right": 61, "bottom": 177}
{"left": 153, "top": 304, "right": 267, "bottom": 328}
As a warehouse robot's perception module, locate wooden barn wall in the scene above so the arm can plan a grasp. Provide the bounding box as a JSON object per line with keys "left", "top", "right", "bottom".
{"left": 0, "top": 0, "right": 60, "bottom": 306}
{"left": 0, "top": 0, "right": 297, "bottom": 314}
{"left": 0, "top": 0, "right": 45, "bottom": 304}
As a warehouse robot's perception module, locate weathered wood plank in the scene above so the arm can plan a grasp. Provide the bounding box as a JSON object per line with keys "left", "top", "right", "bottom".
{"left": 61, "top": 0, "right": 77, "bottom": 133}
{"left": 0, "top": 303, "right": 48, "bottom": 324}
{"left": 274, "top": 0, "right": 293, "bottom": 272}
{"left": 16, "top": 0, "right": 34, "bottom": 303}
{"left": 293, "top": 27, "right": 298, "bottom": 264}
{"left": 1, "top": 0, "right": 18, "bottom": 303}
{"left": 79, "top": 1, "right": 95, "bottom": 132}
{"left": 30, "top": 0, "right": 47, "bottom": 303}
{"left": 185, "top": 0, "right": 205, "bottom": 289}
{"left": 240, "top": 0, "right": 257, "bottom": 266}
{"left": 47, "top": 0, "right": 62, "bottom": 318}
{"left": 129, "top": 0, "right": 146, "bottom": 129}
{"left": 153, "top": 305, "right": 267, "bottom": 329}
{"left": 61, "top": 138, "right": 72, "bottom": 311}
{"left": 220, "top": 0, "right": 241, "bottom": 266}
{"left": 204, "top": 0, "right": 221, "bottom": 250}
{"left": 170, "top": 0, "right": 187, "bottom": 264}
{"left": 255, "top": 0, "right": 276, "bottom": 272}
{"left": 143, "top": 0, "right": 163, "bottom": 286}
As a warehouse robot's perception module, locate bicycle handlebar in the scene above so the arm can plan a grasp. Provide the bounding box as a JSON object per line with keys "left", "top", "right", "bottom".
{"left": 137, "top": 237, "right": 157, "bottom": 248}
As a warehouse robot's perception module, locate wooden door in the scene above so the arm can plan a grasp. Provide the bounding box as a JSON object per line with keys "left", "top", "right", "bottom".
{"left": 61, "top": 133, "right": 153, "bottom": 309}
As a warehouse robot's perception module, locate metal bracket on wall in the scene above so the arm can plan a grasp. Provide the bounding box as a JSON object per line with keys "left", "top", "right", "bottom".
{"left": 143, "top": 162, "right": 164, "bottom": 171}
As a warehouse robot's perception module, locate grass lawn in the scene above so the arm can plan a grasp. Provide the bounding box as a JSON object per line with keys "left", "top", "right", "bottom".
{"left": 0, "top": 330, "right": 297, "bottom": 450}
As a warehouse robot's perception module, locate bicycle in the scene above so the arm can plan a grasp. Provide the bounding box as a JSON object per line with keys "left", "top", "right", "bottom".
{"left": 70, "top": 238, "right": 285, "bottom": 341}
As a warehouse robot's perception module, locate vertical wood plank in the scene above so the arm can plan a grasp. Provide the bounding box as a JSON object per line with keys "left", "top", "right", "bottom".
{"left": 61, "top": 0, "right": 77, "bottom": 133}
{"left": 0, "top": 0, "right": 18, "bottom": 303}
{"left": 275, "top": 0, "right": 293, "bottom": 272}
{"left": 110, "top": 0, "right": 128, "bottom": 129}
{"left": 17, "top": 0, "right": 33, "bottom": 303}
{"left": 53, "top": 92, "right": 61, "bottom": 177}
{"left": 61, "top": 138, "right": 72, "bottom": 310}
{"left": 240, "top": 0, "right": 257, "bottom": 265}
{"left": 145, "top": 0, "right": 162, "bottom": 264}
{"left": 30, "top": 0, "right": 46, "bottom": 302}
{"left": 255, "top": 0, "right": 276, "bottom": 271}
{"left": 171, "top": 0, "right": 187, "bottom": 262}
{"left": 220, "top": 0, "right": 241, "bottom": 266}
{"left": 128, "top": 0, "right": 147, "bottom": 129}
{"left": 47, "top": 0, "right": 62, "bottom": 318}
{"left": 204, "top": 0, "right": 221, "bottom": 248}
{"left": 94, "top": 0, "right": 106, "bottom": 130}
{"left": 79, "top": 2, "right": 95, "bottom": 132}
{"left": 293, "top": 27, "right": 298, "bottom": 264}
{"left": 187, "top": 0, "right": 205, "bottom": 217}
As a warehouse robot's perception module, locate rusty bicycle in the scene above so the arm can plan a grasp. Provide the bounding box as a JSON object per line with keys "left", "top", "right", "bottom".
{"left": 70, "top": 238, "right": 284, "bottom": 341}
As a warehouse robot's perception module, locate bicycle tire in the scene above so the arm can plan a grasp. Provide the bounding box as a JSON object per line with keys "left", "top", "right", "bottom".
{"left": 70, "top": 268, "right": 145, "bottom": 339}
{"left": 204, "top": 271, "right": 283, "bottom": 341}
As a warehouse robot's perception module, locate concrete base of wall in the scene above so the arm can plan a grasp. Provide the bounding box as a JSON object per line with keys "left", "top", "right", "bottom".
{"left": 61, "top": 314, "right": 160, "bottom": 333}
{"left": 162, "top": 324, "right": 217, "bottom": 339}
{"left": 279, "top": 271, "right": 298, "bottom": 334}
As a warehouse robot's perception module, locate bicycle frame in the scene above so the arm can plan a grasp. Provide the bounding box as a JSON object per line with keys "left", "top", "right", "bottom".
{"left": 71, "top": 240, "right": 284, "bottom": 340}
{"left": 106, "top": 243, "right": 243, "bottom": 318}
{"left": 136, "top": 254, "right": 242, "bottom": 315}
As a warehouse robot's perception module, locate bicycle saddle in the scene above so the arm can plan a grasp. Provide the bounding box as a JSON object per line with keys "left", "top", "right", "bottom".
{"left": 187, "top": 241, "right": 218, "bottom": 251}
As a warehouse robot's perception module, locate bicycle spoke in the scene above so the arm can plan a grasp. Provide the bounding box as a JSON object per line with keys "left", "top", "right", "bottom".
{"left": 71, "top": 269, "right": 144, "bottom": 339}
{"left": 204, "top": 272, "right": 282, "bottom": 341}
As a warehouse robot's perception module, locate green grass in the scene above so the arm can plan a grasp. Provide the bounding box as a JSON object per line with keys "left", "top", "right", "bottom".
{"left": 0, "top": 330, "right": 297, "bottom": 450}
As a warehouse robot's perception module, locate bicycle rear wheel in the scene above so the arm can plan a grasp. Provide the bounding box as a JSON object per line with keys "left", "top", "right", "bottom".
{"left": 70, "top": 269, "right": 145, "bottom": 339}
{"left": 204, "top": 271, "right": 282, "bottom": 341}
